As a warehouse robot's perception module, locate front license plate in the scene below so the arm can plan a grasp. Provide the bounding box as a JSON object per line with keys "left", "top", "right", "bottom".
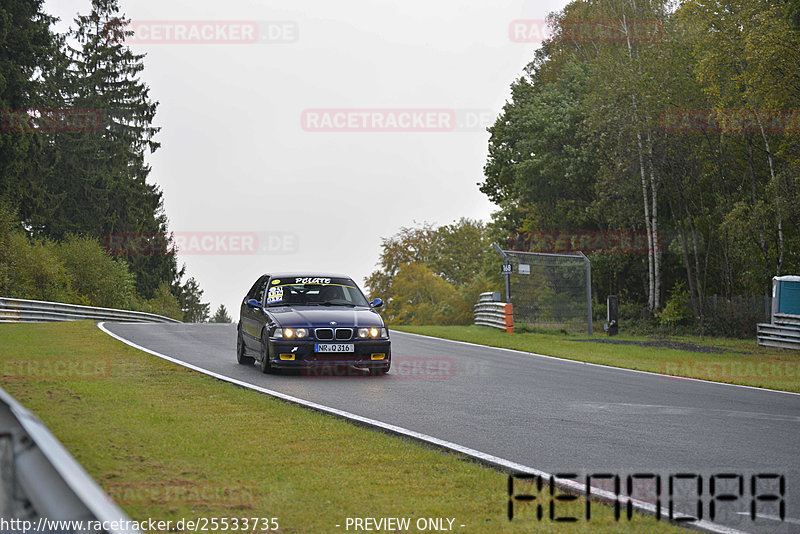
{"left": 315, "top": 343, "right": 354, "bottom": 353}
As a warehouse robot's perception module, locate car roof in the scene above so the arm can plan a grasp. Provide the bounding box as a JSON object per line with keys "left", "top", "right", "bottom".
{"left": 266, "top": 272, "right": 353, "bottom": 280}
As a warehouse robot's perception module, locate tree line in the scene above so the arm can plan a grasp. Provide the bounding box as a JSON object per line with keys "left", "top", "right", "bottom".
{"left": 481, "top": 0, "right": 799, "bottom": 333}
{"left": 365, "top": 219, "right": 496, "bottom": 325}
{"left": 370, "top": 0, "right": 799, "bottom": 336}
{"left": 0, "top": 0, "right": 227, "bottom": 322}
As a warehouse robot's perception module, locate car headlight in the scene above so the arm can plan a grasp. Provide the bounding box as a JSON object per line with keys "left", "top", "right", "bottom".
{"left": 358, "top": 327, "right": 386, "bottom": 338}
{"left": 285, "top": 328, "right": 307, "bottom": 339}
{"left": 274, "top": 328, "right": 308, "bottom": 338}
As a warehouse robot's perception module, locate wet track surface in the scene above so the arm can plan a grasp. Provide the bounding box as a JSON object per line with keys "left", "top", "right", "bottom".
{"left": 102, "top": 322, "right": 800, "bottom": 534}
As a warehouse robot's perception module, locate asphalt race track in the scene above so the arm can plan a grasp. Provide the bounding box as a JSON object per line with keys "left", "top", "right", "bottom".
{"left": 101, "top": 322, "right": 800, "bottom": 534}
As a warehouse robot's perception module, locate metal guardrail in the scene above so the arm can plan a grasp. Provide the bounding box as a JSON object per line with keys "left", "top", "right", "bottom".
{"left": 0, "top": 386, "right": 141, "bottom": 534}
{"left": 757, "top": 313, "right": 800, "bottom": 350}
{"left": 0, "top": 297, "right": 181, "bottom": 324}
{"left": 473, "top": 292, "right": 514, "bottom": 333}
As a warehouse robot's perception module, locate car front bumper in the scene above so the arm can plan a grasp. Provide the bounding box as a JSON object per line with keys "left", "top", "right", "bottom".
{"left": 267, "top": 338, "right": 391, "bottom": 371}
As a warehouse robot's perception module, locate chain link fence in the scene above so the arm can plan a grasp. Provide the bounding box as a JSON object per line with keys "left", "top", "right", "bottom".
{"left": 500, "top": 249, "right": 592, "bottom": 334}
{"left": 701, "top": 294, "right": 771, "bottom": 337}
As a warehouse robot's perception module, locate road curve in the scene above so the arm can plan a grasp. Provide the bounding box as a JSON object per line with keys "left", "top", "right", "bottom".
{"left": 100, "top": 322, "right": 800, "bottom": 534}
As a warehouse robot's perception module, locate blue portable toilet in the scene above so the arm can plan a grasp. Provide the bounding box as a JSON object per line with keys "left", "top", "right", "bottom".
{"left": 771, "top": 275, "right": 800, "bottom": 321}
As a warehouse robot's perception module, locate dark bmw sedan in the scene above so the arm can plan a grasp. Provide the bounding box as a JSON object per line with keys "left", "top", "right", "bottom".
{"left": 237, "top": 273, "right": 391, "bottom": 375}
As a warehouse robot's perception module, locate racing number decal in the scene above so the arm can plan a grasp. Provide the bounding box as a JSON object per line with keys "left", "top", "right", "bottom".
{"left": 267, "top": 286, "right": 283, "bottom": 303}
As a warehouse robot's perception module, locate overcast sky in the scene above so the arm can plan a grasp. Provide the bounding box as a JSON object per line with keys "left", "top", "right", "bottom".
{"left": 45, "top": 0, "right": 568, "bottom": 318}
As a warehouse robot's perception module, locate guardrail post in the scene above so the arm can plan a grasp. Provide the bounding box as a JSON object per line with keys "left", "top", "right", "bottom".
{"left": 577, "top": 251, "right": 593, "bottom": 336}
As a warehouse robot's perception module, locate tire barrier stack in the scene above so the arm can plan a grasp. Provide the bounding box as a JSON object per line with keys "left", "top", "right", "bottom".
{"left": 473, "top": 292, "right": 514, "bottom": 333}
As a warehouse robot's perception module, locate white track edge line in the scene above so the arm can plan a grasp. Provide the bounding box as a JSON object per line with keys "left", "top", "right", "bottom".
{"left": 390, "top": 330, "right": 800, "bottom": 397}
{"left": 96, "top": 322, "right": 752, "bottom": 534}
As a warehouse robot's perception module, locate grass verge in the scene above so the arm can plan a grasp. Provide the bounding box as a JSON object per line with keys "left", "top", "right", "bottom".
{"left": 391, "top": 325, "right": 800, "bottom": 393}
{"left": 0, "top": 321, "right": 691, "bottom": 533}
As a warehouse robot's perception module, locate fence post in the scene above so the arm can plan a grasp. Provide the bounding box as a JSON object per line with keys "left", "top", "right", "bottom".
{"left": 492, "top": 243, "right": 511, "bottom": 302}
{"left": 606, "top": 295, "right": 618, "bottom": 336}
{"left": 578, "top": 252, "right": 593, "bottom": 335}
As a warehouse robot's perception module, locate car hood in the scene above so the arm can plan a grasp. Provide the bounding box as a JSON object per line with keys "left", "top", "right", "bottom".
{"left": 270, "top": 306, "right": 384, "bottom": 328}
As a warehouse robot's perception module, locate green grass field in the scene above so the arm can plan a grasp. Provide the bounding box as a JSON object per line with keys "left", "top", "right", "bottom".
{"left": 0, "top": 321, "right": 689, "bottom": 533}
{"left": 392, "top": 325, "right": 800, "bottom": 393}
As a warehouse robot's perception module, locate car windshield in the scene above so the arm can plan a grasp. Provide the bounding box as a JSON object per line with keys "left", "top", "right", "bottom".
{"left": 265, "top": 277, "right": 370, "bottom": 307}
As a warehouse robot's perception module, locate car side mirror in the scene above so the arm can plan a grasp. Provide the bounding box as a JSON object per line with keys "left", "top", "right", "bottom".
{"left": 370, "top": 298, "right": 383, "bottom": 309}
{"left": 246, "top": 298, "right": 261, "bottom": 309}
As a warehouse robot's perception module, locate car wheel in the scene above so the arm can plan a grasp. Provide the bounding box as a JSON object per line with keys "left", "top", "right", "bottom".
{"left": 236, "top": 330, "right": 255, "bottom": 365}
{"left": 259, "top": 331, "right": 274, "bottom": 374}
{"left": 370, "top": 361, "right": 390, "bottom": 376}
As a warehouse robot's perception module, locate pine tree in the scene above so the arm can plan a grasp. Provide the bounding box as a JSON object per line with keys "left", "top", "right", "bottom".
{"left": 210, "top": 304, "right": 232, "bottom": 323}
{"left": 0, "top": 0, "right": 60, "bottom": 211}
{"left": 26, "top": 0, "right": 180, "bottom": 299}
{"left": 180, "top": 277, "right": 210, "bottom": 323}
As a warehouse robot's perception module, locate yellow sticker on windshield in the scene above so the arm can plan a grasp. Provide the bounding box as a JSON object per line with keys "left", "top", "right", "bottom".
{"left": 271, "top": 279, "right": 280, "bottom": 285}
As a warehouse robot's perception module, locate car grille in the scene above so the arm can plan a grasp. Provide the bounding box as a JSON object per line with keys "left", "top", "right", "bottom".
{"left": 315, "top": 328, "right": 334, "bottom": 340}
{"left": 335, "top": 328, "right": 352, "bottom": 340}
